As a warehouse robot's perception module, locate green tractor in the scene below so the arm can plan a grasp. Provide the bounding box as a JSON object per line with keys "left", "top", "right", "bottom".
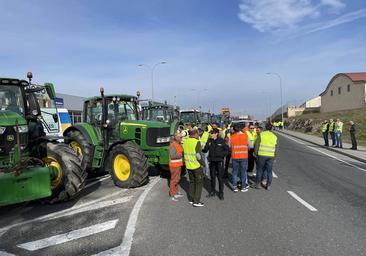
{"left": 139, "top": 99, "right": 180, "bottom": 135}
{"left": 64, "top": 88, "right": 171, "bottom": 188}
{"left": 0, "top": 73, "right": 85, "bottom": 206}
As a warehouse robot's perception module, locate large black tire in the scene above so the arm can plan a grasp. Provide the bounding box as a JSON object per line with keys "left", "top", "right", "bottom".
{"left": 105, "top": 141, "right": 149, "bottom": 188}
{"left": 44, "top": 143, "right": 87, "bottom": 203}
{"left": 65, "top": 130, "right": 93, "bottom": 172}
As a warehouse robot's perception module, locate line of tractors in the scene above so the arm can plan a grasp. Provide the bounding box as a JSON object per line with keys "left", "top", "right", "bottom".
{"left": 0, "top": 73, "right": 229, "bottom": 207}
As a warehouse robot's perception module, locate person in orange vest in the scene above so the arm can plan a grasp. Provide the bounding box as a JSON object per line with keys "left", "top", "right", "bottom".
{"left": 169, "top": 132, "right": 184, "bottom": 201}
{"left": 230, "top": 124, "right": 249, "bottom": 192}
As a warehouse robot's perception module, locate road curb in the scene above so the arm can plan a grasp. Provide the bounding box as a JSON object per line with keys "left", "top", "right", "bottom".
{"left": 277, "top": 130, "right": 366, "bottom": 164}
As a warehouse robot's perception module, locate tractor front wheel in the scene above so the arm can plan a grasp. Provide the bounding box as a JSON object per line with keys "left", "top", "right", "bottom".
{"left": 43, "top": 143, "right": 87, "bottom": 203}
{"left": 106, "top": 142, "right": 149, "bottom": 188}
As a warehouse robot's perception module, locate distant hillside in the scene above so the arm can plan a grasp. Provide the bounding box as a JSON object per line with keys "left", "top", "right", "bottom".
{"left": 285, "top": 108, "right": 366, "bottom": 146}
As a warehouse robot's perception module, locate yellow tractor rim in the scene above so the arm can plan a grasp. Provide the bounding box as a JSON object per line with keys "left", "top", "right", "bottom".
{"left": 113, "top": 154, "right": 131, "bottom": 181}
{"left": 43, "top": 157, "right": 63, "bottom": 190}
{"left": 70, "top": 141, "right": 83, "bottom": 157}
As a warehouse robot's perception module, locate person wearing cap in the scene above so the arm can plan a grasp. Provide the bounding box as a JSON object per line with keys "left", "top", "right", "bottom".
{"left": 203, "top": 128, "right": 229, "bottom": 200}
{"left": 168, "top": 133, "right": 184, "bottom": 201}
{"left": 183, "top": 129, "right": 205, "bottom": 207}
{"left": 229, "top": 124, "right": 249, "bottom": 192}
{"left": 253, "top": 123, "right": 277, "bottom": 190}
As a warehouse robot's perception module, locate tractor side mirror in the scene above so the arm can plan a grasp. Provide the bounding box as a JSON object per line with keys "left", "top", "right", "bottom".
{"left": 52, "top": 113, "right": 59, "bottom": 123}
{"left": 44, "top": 83, "right": 56, "bottom": 99}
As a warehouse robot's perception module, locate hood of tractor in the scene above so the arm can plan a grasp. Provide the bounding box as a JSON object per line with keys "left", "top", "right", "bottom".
{"left": 122, "top": 120, "right": 170, "bottom": 128}
{"left": 0, "top": 110, "right": 27, "bottom": 126}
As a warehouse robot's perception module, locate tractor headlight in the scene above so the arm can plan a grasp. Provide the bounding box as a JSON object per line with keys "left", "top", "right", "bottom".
{"left": 14, "top": 125, "right": 28, "bottom": 133}
{"left": 156, "top": 137, "right": 170, "bottom": 143}
{"left": 0, "top": 127, "right": 6, "bottom": 135}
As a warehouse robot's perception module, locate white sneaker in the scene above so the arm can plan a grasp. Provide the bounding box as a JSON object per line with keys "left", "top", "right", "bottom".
{"left": 189, "top": 201, "right": 194, "bottom": 205}
{"left": 170, "top": 197, "right": 179, "bottom": 201}
{"left": 193, "top": 202, "right": 204, "bottom": 207}
{"left": 241, "top": 188, "right": 248, "bottom": 192}
{"left": 174, "top": 194, "right": 184, "bottom": 198}
{"left": 233, "top": 187, "right": 239, "bottom": 193}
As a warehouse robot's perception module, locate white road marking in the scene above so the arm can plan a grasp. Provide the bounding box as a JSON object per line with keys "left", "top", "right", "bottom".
{"left": 0, "top": 251, "right": 17, "bottom": 256}
{"left": 17, "top": 219, "right": 118, "bottom": 251}
{"left": 287, "top": 191, "right": 318, "bottom": 212}
{"left": 0, "top": 190, "right": 127, "bottom": 237}
{"left": 272, "top": 171, "right": 278, "bottom": 178}
{"left": 94, "top": 177, "right": 161, "bottom": 256}
{"left": 85, "top": 175, "right": 111, "bottom": 189}
{"left": 280, "top": 134, "right": 366, "bottom": 173}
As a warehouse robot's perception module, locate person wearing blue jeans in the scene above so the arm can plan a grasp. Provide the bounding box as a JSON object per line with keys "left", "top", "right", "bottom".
{"left": 232, "top": 159, "right": 248, "bottom": 192}
{"left": 334, "top": 118, "right": 343, "bottom": 148}
{"left": 230, "top": 125, "right": 249, "bottom": 192}
{"left": 255, "top": 156, "right": 274, "bottom": 189}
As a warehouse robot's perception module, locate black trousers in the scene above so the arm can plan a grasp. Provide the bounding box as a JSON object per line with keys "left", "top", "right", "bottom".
{"left": 247, "top": 148, "right": 255, "bottom": 172}
{"left": 350, "top": 132, "right": 357, "bottom": 149}
{"left": 224, "top": 153, "right": 231, "bottom": 177}
{"left": 210, "top": 161, "right": 224, "bottom": 194}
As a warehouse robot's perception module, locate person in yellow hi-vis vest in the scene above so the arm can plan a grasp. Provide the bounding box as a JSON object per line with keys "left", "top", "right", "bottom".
{"left": 183, "top": 129, "right": 205, "bottom": 207}
{"left": 246, "top": 123, "right": 257, "bottom": 176}
{"left": 253, "top": 123, "right": 277, "bottom": 190}
{"left": 198, "top": 127, "right": 210, "bottom": 179}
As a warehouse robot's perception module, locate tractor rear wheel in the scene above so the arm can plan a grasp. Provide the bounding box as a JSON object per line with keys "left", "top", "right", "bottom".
{"left": 106, "top": 142, "right": 149, "bottom": 188}
{"left": 43, "top": 143, "right": 87, "bottom": 203}
{"left": 66, "top": 130, "right": 93, "bottom": 172}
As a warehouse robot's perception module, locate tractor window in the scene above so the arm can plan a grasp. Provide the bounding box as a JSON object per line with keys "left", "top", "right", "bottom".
{"left": 180, "top": 112, "right": 196, "bottom": 123}
{"left": 0, "top": 85, "right": 24, "bottom": 115}
{"left": 86, "top": 101, "right": 103, "bottom": 124}
{"left": 107, "top": 101, "right": 137, "bottom": 121}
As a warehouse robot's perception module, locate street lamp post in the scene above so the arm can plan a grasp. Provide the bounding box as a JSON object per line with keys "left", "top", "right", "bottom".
{"left": 266, "top": 72, "right": 283, "bottom": 129}
{"left": 138, "top": 61, "right": 166, "bottom": 100}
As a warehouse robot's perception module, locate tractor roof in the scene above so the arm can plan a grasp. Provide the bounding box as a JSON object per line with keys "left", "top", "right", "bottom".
{"left": 0, "top": 78, "right": 29, "bottom": 86}
{"left": 85, "top": 94, "right": 138, "bottom": 102}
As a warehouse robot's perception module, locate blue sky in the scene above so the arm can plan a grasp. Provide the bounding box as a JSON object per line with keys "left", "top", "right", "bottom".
{"left": 1, "top": 0, "right": 366, "bottom": 119}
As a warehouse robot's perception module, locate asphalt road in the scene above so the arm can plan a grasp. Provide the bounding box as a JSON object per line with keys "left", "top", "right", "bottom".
{"left": 1, "top": 133, "right": 366, "bottom": 256}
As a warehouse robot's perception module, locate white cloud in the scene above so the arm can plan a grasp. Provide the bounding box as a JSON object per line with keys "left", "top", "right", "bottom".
{"left": 238, "top": 0, "right": 318, "bottom": 32}
{"left": 320, "top": 0, "right": 345, "bottom": 10}
{"left": 238, "top": 0, "right": 350, "bottom": 33}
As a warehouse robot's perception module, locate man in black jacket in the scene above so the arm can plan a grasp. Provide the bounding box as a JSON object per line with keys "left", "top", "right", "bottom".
{"left": 349, "top": 121, "right": 357, "bottom": 150}
{"left": 203, "top": 128, "right": 229, "bottom": 200}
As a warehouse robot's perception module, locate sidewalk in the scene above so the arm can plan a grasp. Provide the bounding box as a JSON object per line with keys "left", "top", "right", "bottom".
{"left": 279, "top": 129, "right": 366, "bottom": 164}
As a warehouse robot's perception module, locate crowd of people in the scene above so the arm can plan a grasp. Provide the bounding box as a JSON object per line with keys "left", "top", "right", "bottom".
{"left": 321, "top": 118, "right": 357, "bottom": 150}
{"left": 167, "top": 121, "right": 278, "bottom": 207}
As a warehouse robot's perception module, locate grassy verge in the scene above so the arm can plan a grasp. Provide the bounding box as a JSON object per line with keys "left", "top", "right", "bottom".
{"left": 286, "top": 108, "right": 366, "bottom": 146}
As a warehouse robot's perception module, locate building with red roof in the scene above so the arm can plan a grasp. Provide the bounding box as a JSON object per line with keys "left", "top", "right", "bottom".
{"left": 320, "top": 72, "right": 366, "bottom": 113}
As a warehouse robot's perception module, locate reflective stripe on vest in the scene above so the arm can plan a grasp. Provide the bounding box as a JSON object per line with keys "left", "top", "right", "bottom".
{"left": 258, "top": 131, "right": 277, "bottom": 157}
{"left": 231, "top": 133, "right": 248, "bottom": 159}
{"left": 169, "top": 141, "right": 183, "bottom": 168}
{"left": 182, "top": 138, "right": 201, "bottom": 170}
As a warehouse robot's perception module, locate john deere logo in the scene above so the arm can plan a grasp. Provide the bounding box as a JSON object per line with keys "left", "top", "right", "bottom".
{"left": 123, "top": 126, "right": 128, "bottom": 134}
{"left": 7, "top": 135, "right": 14, "bottom": 141}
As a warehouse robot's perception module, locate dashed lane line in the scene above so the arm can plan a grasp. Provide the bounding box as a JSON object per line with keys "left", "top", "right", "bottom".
{"left": 280, "top": 133, "right": 366, "bottom": 173}
{"left": 0, "top": 190, "right": 128, "bottom": 237}
{"left": 94, "top": 177, "right": 161, "bottom": 256}
{"left": 287, "top": 191, "right": 318, "bottom": 212}
{"left": 17, "top": 219, "right": 119, "bottom": 251}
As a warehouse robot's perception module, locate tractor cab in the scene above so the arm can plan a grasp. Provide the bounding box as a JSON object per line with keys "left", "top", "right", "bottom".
{"left": 180, "top": 109, "right": 201, "bottom": 126}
